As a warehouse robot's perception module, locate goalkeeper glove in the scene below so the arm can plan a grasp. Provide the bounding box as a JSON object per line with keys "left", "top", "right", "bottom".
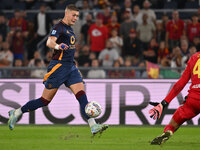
{"left": 149, "top": 100, "right": 168, "bottom": 120}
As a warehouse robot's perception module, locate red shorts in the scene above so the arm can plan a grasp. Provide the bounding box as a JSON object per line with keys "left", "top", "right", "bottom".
{"left": 172, "top": 97, "right": 200, "bottom": 125}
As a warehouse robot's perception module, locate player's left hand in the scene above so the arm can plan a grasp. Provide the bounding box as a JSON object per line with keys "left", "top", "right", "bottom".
{"left": 59, "top": 43, "right": 68, "bottom": 50}
{"left": 149, "top": 100, "right": 168, "bottom": 120}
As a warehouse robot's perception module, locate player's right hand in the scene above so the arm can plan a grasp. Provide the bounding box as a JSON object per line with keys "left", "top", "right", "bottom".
{"left": 59, "top": 43, "right": 68, "bottom": 50}
{"left": 149, "top": 103, "right": 163, "bottom": 120}
{"left": 149, "top": 100, "right": 168, "bottom": 120}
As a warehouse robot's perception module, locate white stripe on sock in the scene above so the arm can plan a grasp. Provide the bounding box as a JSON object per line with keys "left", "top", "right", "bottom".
{"left": 88, "top": 118, "right": 96, "bottom": 127}
{"left": 14, "top": 108, "right": 22, "bottom": 118}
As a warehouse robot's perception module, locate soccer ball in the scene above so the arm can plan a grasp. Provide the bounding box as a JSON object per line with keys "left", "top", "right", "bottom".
{"left": 85, "top": 101, "right": 102, "bottom": 118}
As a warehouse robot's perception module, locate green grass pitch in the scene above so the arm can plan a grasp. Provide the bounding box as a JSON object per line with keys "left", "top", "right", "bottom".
{"left": 0, "top": 125, "right": 200, "bottom": 150}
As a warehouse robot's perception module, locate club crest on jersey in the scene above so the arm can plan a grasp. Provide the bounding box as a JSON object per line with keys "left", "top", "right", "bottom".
{"left": 66, "top": 30, "right": 69, "bottom": 34}
{"left": 48, "top": 84, "right": 52, "bottom": 88}
{"left": 52, "top": 30, "right": 56, "bottom": 35}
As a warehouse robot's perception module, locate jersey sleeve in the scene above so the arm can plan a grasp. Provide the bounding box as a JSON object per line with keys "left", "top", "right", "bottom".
{"left": 164, "top": 64, "right": 191, "bottom": 103}
{"left": 50, "top": 24, "right": 60, "bottom": 38}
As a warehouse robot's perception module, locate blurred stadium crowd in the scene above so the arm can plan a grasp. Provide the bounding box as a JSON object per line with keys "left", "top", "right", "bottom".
{"left": 0, "top": 0, "right": 200, "bottom": 79}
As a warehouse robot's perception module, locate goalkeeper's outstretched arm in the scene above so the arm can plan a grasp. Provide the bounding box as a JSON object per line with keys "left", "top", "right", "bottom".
{"left": 149, "top": 64, "right": 191, "bottom": 120}
{"left": 164, "top": 64, "right": 191, "bottom": 103}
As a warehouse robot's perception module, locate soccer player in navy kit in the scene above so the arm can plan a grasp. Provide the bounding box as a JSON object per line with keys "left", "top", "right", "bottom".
{"left": 8, "top": 4, "right": 108, "bottom": 135}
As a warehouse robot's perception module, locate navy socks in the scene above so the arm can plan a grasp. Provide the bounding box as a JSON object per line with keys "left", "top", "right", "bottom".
{"left": 75, "top": 90, "right": 89, "bottom": 119}
{"left": 21, "top": 91, "right": 89, "bottom": 121}
{"left": 21, "top": 97, "right": 50, "bottom": 113}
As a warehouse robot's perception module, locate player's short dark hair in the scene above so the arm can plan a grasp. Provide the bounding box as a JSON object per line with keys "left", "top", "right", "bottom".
{"left": 192, "top": 12, "right": 198, "bottom": 17}
{"left": 65, "top": 4, "right": 79, "bottom": 12}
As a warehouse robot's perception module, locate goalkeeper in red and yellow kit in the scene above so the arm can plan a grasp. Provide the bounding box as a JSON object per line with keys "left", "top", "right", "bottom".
{"left": 149, "top": 51, "right": 200, "bottom": 145}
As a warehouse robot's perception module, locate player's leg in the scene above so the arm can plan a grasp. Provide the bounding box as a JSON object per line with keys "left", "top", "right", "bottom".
{"left": 151, "top": 98, "right": 197, "bottom": 145}
{"left": 69, "top": 82, "right": 108, "bottom": 135}
{"left": 8, "top": 59, "right": 65, "bottom": 130}
{"left": 70, "top": 82, "right": 89, "bottom": 119}
{"left": 20, "top": 88, "right": 57, "bottom": 113}
{"left": 8, "top": 88, "right": 58, "bottom": 130}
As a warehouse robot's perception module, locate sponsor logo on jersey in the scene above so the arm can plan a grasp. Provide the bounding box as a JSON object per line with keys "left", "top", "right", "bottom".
{"left": 192, "top": 84, "right": 200, "bottom": 88}
{"left": 92, "top": 29, "right": 102, "bottom": 37}
{"left": 69, "top": 45, "right": 76, "bottom": 49}
{"left": 70, "top": 36, "right": 75, "bottom": 44}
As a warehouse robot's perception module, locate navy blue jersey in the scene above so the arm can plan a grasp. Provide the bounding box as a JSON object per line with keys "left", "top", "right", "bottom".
{"left": 50, "top": 20, "right": 76, "bottom": 64}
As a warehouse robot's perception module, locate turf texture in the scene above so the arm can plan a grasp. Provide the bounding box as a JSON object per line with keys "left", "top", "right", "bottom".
{"left": 0, "top": 125, "right": 199, "bottom": 150}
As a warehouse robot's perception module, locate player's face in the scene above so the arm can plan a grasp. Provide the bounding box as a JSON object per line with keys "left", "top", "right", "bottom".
{"left": 172, "top": 11, "right": 179, "bottom": 20}
{"left": 190, "top": 47, "right": 197, "bottom": 54}
{"left": 66, "top": 10, "right": 79, "bottom": 26}
{"left": 192, "top": 16, "right": 198, "bottom": 22}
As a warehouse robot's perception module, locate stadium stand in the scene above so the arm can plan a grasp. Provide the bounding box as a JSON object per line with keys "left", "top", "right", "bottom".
{"left": 0, "top": 0, "right": 199, "bottom": 79}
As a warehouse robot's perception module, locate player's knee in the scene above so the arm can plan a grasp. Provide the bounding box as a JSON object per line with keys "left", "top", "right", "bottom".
{"left": 40, "top": 97, "right": 51, "bottom": 106}
{"left": 172, "top": 110, "right": 185, "bottom": 125}
{"left": 75, "top": 90, "right": 85, "bottom": 99}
